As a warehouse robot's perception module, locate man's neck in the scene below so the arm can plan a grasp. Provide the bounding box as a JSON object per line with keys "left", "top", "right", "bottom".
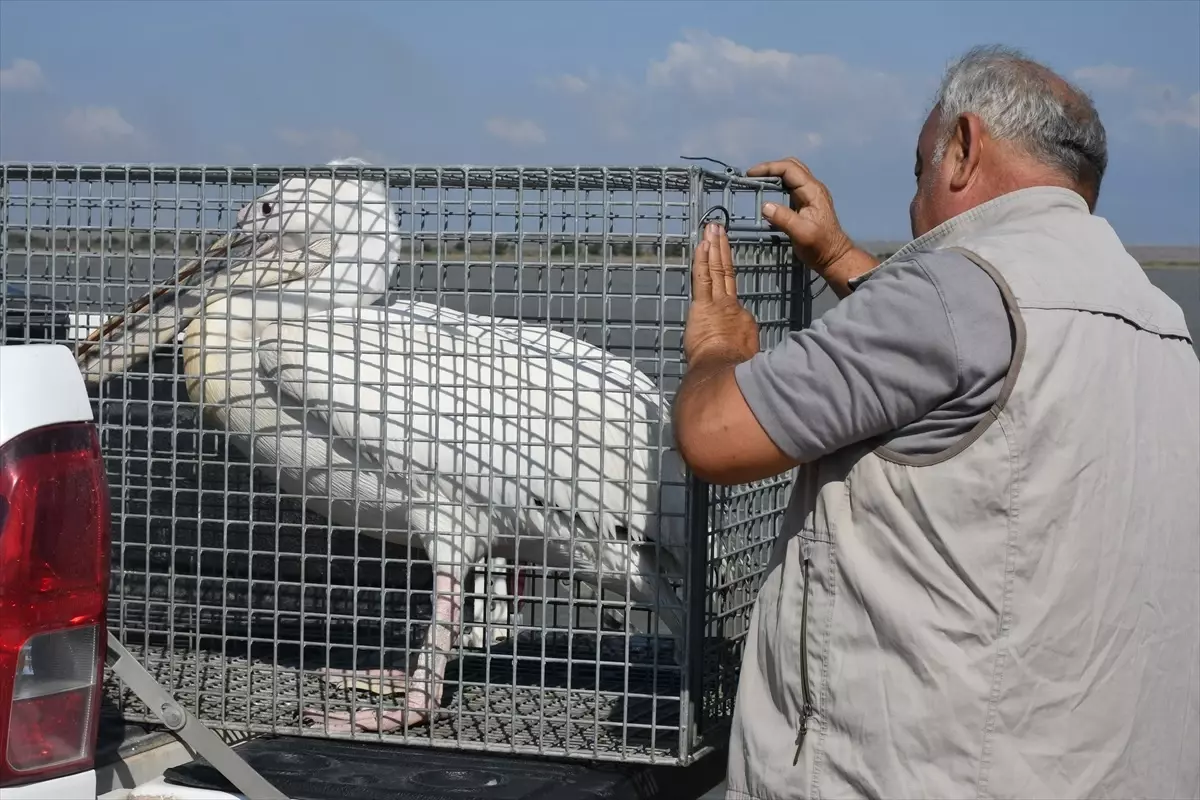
{"left": 979, "top": 154, "right": 1084, "bottom": 210}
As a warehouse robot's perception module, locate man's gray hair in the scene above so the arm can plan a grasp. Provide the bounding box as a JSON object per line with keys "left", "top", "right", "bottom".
{"left": 931, "top": 45, "right": 1108, "bottom": 201}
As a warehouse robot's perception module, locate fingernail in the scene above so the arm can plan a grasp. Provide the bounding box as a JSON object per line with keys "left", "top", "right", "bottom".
{"left": 763, "top": 202, "right": 777, "bottom": 217}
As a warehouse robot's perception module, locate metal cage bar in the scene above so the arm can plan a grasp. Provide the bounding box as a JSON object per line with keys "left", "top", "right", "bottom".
{"left": 0, "top": 162, "right": 807, "bottom": 766}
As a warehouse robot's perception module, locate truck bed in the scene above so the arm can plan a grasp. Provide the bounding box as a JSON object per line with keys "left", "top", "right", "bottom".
{"left": 96, "top": 695, "right": 729, "bottom": 799}
{"left": 5, "top": 289, "right": 731, "bottom": 800}
{"left": 148, "top": 735, "right": 728, "bottom": 800}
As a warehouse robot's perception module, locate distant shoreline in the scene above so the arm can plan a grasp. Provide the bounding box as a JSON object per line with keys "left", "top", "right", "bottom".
{"left": 4, "top": 230, "right": 1198, "bottom": 270}
{"left": 858, "top": 241, "right": 1200, "bottom": 270}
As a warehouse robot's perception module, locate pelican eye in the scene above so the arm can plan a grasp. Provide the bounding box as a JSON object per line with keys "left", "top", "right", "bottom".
{"left": 260, "top": 202, "right": 273, "bottom": 217}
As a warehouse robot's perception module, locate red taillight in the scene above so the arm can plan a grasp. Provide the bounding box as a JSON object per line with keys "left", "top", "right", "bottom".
{"left": 0, "top": 422, "right": 111, "bottom": 787}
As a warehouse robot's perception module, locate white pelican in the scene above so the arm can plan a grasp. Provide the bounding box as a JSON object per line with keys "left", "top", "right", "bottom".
{"left": 75, "top": 162, "right": 690, "bottom": 734}
{"left": 76, "top": 160, "right": 516, "bottom": 651}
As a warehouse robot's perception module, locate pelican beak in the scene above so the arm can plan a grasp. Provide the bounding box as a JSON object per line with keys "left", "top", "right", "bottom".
{"left": 74, "top": 229, "right": 255, "bottom": 384}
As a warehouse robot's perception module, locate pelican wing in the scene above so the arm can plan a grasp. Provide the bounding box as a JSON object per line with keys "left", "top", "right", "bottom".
{"left": 254, "top": 303, "right": 678, "bottom": 557}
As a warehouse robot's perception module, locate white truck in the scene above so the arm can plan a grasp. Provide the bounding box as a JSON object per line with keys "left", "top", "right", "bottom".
{"left": 0, "top": 341, "right": 109, "bottom": 800}
{"left": 0, "top": 287, "right": 728, "bottom": 800}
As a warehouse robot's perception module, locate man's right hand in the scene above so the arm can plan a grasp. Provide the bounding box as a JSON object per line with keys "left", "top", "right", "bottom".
{"left": 746, "top": 157, "right": 881, "bottom": 298}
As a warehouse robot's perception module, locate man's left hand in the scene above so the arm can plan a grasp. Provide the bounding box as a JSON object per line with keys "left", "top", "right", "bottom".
{"left": 683, "top": 222, "right": 760, "bottom": 367}
{"left": 673, "top": 222, "right": 796, "bottom": 486}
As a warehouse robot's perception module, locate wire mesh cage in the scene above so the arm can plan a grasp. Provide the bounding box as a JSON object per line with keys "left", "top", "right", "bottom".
{"left": 0, "top": 162, "right": 809, "bottom": 766}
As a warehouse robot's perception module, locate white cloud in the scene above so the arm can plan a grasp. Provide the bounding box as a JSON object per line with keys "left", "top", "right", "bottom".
{"left": 62, "top": 105, "right": 143, "bottom": 146}
{"left": 1136, "top": 92, "right": 1200, "bottom": 130}
{"left": 0, "top": 58, "right": 45, "bottom": 91}
{"left": 275, "top": 128, "right": 384, "bottom": 163}
{"left": 1072, "top": 64, "right": 1137, "bottom": 92}
{"left": 543, "top": 30, "right": 919, "bottom": 162}
{"left": 1074, "top": 64, "right": 1198, "bottom": 133}
{"left": 645, "top": 31, "right": 910, "bottom": 120}
{"left": 484, "top": 116, "right": 547, "bottom": 146}
{"left": 277, "top": 127, "right": 360, "bottom": 153}
{"left": 648, "top": 33, "right": 805, "bottom": 94}
{"left": 540, "top": 73, "right": 589, "bottom": 95}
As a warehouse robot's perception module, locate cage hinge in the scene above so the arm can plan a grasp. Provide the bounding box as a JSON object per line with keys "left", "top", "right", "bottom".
{"left": 105, "top": 631, "right": 289, "bottom": 800}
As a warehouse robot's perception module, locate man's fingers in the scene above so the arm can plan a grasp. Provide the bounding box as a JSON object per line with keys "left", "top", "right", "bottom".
{"left": 746, "top": 158, "right": 799, "bottom": 178}
{"left": 745, "top": 159, "right": 785, "bottom": 178}
{"left": 759, "top": 202, "right": 809, "bottom": 245}
{"left": 693, "top": 222, "right": 741, "bottom": 304}
{"left": 701, "top": 223, "right": 737, "bottom": 300}
{"left": 752, "top": 158, "right": 826, "bottom": 242}
{"left": 747, "top": 157, "right": 823, "bottom": 209}
{"left": 713, "top": 224, "right": 737, "bottom": 298}
{"left": 746, "top": 157, "right": 814, "bottom": 187}
{"left": 702, "top": 224, "right": 725, "bottom": 299}
{"left": 692, "top": 238, "right": 713, "bottom": 303}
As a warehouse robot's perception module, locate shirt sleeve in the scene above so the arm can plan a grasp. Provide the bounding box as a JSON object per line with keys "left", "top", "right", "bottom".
{"left": 732, "top": 255, "right": 966, "bottom": 463}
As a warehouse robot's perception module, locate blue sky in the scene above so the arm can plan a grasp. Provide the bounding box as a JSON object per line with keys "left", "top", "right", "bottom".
{"left": 1, "top": 0, "right": 1197, "bottom": 244}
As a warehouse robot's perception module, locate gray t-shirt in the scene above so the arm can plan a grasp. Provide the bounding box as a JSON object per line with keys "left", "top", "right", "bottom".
{"left": 734, "top": 249, "right": 1014, "bottom": 460}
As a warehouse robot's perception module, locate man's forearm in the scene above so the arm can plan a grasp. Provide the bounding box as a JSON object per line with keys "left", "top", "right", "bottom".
{"left": 672, "top": 354, "right": 748, "bottom": 477}
{"left": 672, "top": 353, "right": 798, "bottom": 485}
{"left": 673, "top": 354, "right": 746, "bottom": 439}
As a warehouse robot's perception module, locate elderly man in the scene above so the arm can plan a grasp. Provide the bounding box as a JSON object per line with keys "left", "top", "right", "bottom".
{"left": 674, "top": 45, "right": 1200, "bottom": 800}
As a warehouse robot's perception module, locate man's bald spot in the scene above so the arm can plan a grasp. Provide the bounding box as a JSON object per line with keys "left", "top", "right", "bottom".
{"left": 1035, "top": 66, "right": 1105, "bottom": 207}
{"left": 931, "top": 45, "right": 1109, "bottom": 212}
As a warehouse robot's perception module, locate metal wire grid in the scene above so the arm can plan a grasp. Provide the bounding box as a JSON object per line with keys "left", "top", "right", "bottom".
{"left": 686, "top": 174, "right": 801, "bottom": 749}
{"left": 0, "top": 163, "right": 804, "bottom": 765}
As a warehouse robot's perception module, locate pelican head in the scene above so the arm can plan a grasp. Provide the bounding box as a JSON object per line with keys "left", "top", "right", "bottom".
{"left": 75, "top": 158, "right": 400, "bottom": 383}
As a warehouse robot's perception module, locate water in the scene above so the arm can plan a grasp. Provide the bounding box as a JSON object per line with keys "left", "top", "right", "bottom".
{"left": 1147, "top": 268, "right": 1200, "bottom": 354}
{"left": 3, "top": 254, "right": 1197, "bottom": 359}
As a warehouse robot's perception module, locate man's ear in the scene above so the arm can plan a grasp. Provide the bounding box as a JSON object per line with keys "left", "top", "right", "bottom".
{"left": 948, "top": 112, "right": 986, "bottom": 192}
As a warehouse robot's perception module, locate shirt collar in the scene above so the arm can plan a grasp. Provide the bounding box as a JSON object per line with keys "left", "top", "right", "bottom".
{"left": 848, "top": 186, "right": 1090, "bottom": 290}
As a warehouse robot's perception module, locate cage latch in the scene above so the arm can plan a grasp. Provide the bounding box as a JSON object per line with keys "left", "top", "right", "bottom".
{"left": 679, "top": 155, "right": 743, "bottom": 177}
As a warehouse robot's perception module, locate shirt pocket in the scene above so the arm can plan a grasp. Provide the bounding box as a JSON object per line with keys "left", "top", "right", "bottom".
{"left": 789, "top": 475, "right": 848, "bottom": 771}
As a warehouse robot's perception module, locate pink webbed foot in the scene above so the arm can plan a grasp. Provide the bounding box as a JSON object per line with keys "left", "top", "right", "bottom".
{"left": 304, "top": 568, "right": 462, "bottom": 734}
{"left": 302, "top": 667, "right": 439, "bottom": 734}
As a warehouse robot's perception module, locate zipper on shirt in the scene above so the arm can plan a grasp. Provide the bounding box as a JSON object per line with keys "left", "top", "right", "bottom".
{"left": 793, "top": 553, "right": 816, "bottom": 766}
